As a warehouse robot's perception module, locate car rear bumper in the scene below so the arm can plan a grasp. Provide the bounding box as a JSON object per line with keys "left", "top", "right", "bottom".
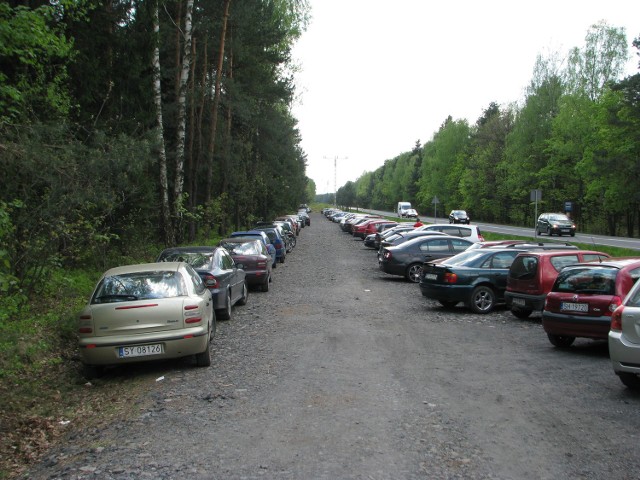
{"left": 542, "top": 311, "right": 611, "bottom": 339}
{"left": 505, "top": 291, "right": 546, "bottom": 311}
{"left": 79, "top": 327, "right": 209, "bottom": 366}
{"left": 609, "top": 331, "right": 640, "bottom": 374}
{"left": 419, "top": 283, "right": 472, "bottom": 302}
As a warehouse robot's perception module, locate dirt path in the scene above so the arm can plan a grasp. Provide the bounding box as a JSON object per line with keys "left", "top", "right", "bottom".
{"left": 25, "top": 213, "right": 640, "bottom": 479}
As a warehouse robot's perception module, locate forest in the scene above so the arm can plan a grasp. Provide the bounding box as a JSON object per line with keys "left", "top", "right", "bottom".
{"left": 335, "top": 22, "right": 640, "bottom": 239}
{"left": 1, "top": 0, "right": 314, "bottom": 299}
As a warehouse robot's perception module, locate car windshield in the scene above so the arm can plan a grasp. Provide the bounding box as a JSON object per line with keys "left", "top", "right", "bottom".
{"left": 549, "top": 214, "right": 570, "bottom": 221}
{"left": 92, "top": 271, "right": 186, "bottom": 303}
{"left": 453, "top": 210, "right": 466, "bottom": 216}
{"left": 157, "top": 251, "right": 213, "bottom": 269}
{"left": 553, "top": 267, "right": 617, "bottom": 294}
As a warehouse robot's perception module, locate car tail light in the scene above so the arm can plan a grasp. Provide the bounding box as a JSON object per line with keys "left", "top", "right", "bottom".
{"left": 257, "top": 260, "right": 267, "bottom": 268}
{"left": 383, "top": 251, "right": 391, "bottom": 260}
{"left": 611, "top": 305, "right": 624, "bottom": 331}
{"left": 608, "top": 296, "right": 622, "bottom": 315}
{"left": 78, "top": 314, "right": 93, "bottom": 334}
{"left": 203, "top": 274, "right": 219, "bottom": 288}
{"left": 444, "top": 272, "right": 458, "bottom": 283}
{"left": 184, "top": 304, "right": 202, "bottom": 324}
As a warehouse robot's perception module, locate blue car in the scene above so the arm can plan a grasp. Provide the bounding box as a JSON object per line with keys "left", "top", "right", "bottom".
{"left": 252, "top": 225, "right": 286, "bottom": 264}
{"left": 230, "top": 230, "right": 277, "bottom": 268}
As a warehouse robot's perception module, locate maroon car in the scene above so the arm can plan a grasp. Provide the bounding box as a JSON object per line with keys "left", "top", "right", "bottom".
{"left": 505, "top": 249, "right": 610, "bottom": 318}
{"left": 542, "top": 258, "right": 640, "bottom": 347}
{"left": 219, "top": 237, "right": 273, "bottom": 292}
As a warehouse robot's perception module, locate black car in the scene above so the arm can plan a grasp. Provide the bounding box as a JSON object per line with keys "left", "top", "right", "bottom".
{"left": 379, "top": 235, "right": 474, "bottom": 282}
{"left": 536, "top": 213, "right": 576, "bottom": 237}
{"left": 420, "top": 248, "right": 527, "bottom": 314}
{"left": 449, "top": 210, "right": 470, "bottom": 224}
{"left": 156, "top": 246, "right": 248, "bottom": 320}
{"left": 378, "top": 230, "right": 449, "bottom": 258}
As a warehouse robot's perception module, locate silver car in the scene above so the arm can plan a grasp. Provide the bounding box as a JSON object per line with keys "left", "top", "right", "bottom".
{"left": 78, "top": 262, "right": 215, "bottom": 378}
{"left": 609, "top": 280, "right": 640, "bottom": 390}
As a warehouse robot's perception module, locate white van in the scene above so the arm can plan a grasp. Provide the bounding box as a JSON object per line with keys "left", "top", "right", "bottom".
{"left": 397, "top": 202, "right": 412, "bottom": 217}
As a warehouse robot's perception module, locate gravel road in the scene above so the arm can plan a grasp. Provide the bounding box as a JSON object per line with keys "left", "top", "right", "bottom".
{"left": 25, "top": 212, "right": 640, "bottom": 479}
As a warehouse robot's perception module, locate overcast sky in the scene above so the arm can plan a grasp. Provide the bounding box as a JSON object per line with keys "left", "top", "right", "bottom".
{"left": 290, "top": 0, "right": 640, "bottom": 195}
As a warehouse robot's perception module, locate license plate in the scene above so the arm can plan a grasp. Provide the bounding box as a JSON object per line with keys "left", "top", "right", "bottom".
{"left": 118, "top": 344, "right": 164, "bottom": 358}
{"left": 512, "top": 298, "right": 526, "bottom": 306}
{"left": 424, "top": 273, "right": 437, "bottom": 280}
{"left": 560, "top": 302, "right": 588, "bottom": 312}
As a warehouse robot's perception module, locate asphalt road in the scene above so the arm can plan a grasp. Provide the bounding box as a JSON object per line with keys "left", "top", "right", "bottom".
{"left": 25, "top": 212, "right": 640, "bottom": 479}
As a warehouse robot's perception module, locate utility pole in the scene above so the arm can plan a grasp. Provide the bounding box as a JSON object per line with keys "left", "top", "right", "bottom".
{"left": 323, "top": 155, "right": 347, "bottom": 206}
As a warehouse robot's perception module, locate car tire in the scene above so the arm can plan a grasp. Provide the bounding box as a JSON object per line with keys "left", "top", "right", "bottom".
{"left": 82, "top": 364, "right": 104, "bottom": 380}
{"left": 209, "top": 310, "right": 217, "bottom": 340}
{"left": 279, "top": 254, "right": 285, "bottom": 264}
{"left": 468, "top": 285, "right": 496, "bottom": 314}
{"left": 547, "top": 333, "right": 575, "bottom": 347}
{"left": 195, "top": 336, "right": 211, "bottom": 367}
{"left": 261, "top": 275, "right": 270, "bottom": 292}
{"left": 216, "top": 292, "right": 232, "bottom": 320}
{"left": 406, "top": 263, "right": 423, "bottom": 283}
{"left": 618, "top": 372, "right": 640, "bottom": 390}
{"left": 439, "top": 300, "right": 458, "bottom": 309}
{"left": 237, "top": 282, "right": 249, "bottom": 306}
{"left": 570, "top": 232, "right": 575, "bottom": 237}
{"left": 511, "top": 308, "right": 532, "bottom": 319}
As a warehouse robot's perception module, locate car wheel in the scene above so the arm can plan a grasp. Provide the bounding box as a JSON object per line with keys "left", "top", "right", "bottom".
{"left": 439, "top": 300, "right": 458, "bottom": 309}
{"left": 82, "top": 364, "right": 104, "bottom": 380}
{"left": 209, "top": 310, "right": 217, "bottom": 340}
{"left": 216, "top": 292, "right": 232, "bottom": 320}
{"left": 237, "top": 282, "right": 249, "bottom": 306}
{"left": 406, "top": 263, "right": 423, "bottom": 283}
{"left": 195, "top": 329, "right": 211, "bottom": 367}
{"left": 468, "top": 285, "right": 496, "bottom": 314}
{"left": 570, "top": 232, "right": 575, "bottom": 237}
{"left": 261, "top": 275, "right": 270, "bottom": 292}
{"left": 279, "top": 254, "right": 285, "bottom": 264}
{"left": 511, "top": 308, "right": 532, "bottom": 319}
{"left": 618, "top": 372, "right": 640, "bottom": 390}
{"left": 547, "top": 333, "right": 575, "bottom": 348}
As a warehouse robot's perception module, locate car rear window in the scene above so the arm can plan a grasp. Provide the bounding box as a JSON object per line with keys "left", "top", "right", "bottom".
{"left": 553, "top": 267, "right": 617, "bottom": 294}
{"left": 509, "top": 256, "right": 538, "bottom": 280}
{"left": 92, "top": 271, "right": 186, "bottom": 303}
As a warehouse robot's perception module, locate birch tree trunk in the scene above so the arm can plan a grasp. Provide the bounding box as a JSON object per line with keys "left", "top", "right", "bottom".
{"left": 172, "top": 0, "right": 195, "bottom": 242}
{"left": 152, "top": 0, "right": 173, "bottom": 245}
{"left": 205, "top": 0, "right": 231, "bottom": 204}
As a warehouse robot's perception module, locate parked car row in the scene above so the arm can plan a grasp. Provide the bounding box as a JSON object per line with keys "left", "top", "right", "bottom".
{"left": 78, "top": 209, "right": 311, "bottom": 378}
{"left": 327, "top": 208, "right": 640, "bottom": 391}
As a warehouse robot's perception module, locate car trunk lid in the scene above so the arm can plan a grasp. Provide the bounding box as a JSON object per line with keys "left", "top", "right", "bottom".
{"left": 89, "top": 298, "right": 187, "bottom": 337}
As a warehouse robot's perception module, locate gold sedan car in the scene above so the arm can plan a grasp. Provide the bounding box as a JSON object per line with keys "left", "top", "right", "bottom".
{"left": 78, "top": 262, "right": 215, "bottom": 378}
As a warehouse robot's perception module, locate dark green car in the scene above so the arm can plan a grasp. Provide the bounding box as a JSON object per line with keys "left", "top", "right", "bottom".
{"left": 420, "top": 248, "right": 528, "bottom": 314}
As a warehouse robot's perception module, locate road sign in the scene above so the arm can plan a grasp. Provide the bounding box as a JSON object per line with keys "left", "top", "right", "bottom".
{"left": 432, "top": 196, "right": 439, "bottom": 204}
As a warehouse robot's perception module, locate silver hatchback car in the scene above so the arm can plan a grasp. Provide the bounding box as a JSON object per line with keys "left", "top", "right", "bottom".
{"left": 609, "top": 279, "right": 640, "bottom": 390}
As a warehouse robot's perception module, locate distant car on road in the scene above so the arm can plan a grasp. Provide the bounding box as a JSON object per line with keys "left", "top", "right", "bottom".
{"left": 404, "top": 208, "right": 419, "bottom": 219}
{"left": 449, "top": 210, "right": 470, "bottom": 224}
{"left": 536, "top": 213, "right": 576, "bottom": 237}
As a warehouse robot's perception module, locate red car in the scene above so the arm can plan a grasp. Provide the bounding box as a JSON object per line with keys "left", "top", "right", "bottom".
{"left": 219, "top": 237, "right": 273, "bottom": 292}
{"left": 352, "top": 219, "right": 397, "bottom": 239}
{"left": 542, "top": 258, "right": 640, "bottom": 347}
{"left": 505, "top": 249, "right": 609, "bottom": 318}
